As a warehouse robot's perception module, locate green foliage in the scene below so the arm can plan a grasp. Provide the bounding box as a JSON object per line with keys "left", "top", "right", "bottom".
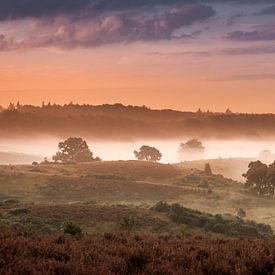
{"left": 151, "top": 201, "right": 171, "bottom": 213}
{"left": 243, "top": 161, "right": 275, "bottom": 197}
{"left": 151, "top": 202, "right": 273, "bottom": 238}
{"left": 64, "top": 222, "right": 83, "bottom": 237}
{"left": 134, "top": 145, "right": 162, "bottom": 162}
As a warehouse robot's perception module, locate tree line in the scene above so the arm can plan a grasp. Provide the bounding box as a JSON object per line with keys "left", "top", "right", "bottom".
{"left": 50, "top": 137, "right": 205, "bottom": 164}
{"left": 1, "top": 103, "right": 275, "bottom": 139}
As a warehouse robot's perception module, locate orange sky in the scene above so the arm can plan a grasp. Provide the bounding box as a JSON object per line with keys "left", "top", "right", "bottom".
{"left": 0, "top": 1, "right": 275, "bottom": 113}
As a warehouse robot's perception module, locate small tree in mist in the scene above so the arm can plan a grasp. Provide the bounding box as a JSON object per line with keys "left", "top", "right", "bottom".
{"left": 134, "top": 145, "right": 162, "bottom": 162}
{"left": 178, "top": 139, "right": 205, "bottom": 161}
{"left": 243, "top": 161, "right": 275, "bottom": 197}
{"left": 53, "top": 137, "right": 101, "bottom": 163}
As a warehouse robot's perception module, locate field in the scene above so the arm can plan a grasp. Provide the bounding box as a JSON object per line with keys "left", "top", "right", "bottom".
{"left": 0, "top": 231, "right": 274, "bottom": 274}
{"left": 1, "top": 160, "right": 275, "bottom": 273}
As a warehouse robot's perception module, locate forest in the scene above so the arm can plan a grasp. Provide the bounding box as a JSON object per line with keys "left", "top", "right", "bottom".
{"left": 1, "top": 103, "right": 275, "bottom": 139}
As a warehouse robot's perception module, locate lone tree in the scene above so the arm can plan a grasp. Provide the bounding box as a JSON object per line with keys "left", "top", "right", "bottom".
{"left": 134, "top": 145, "right": 162, "bottom": 162}
{"left": 53, "top": 137, "right": 100, "bottom": 163}
{"left": 178, "top": 139, "right": 205, "bottom": 161}
{"left": 243, "top": 161, "right": 275, "bottom": 197}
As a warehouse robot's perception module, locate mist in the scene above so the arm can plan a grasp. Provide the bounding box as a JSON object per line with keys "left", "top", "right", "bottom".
{"left": 0, "top": 137, "right": 274, "bottom": 164}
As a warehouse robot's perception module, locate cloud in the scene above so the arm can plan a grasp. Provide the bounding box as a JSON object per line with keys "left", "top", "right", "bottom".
{"left": 223, "top": 45, "right": 275, "bottom": 55}
{"left": 0, "top": 0, "right": 90, "bottom": 21}
{"left": 225, "top": 25, "right": 275, "bottom": 41}
{"left": 0, "top": 4, "right": 215, "bottom": 50}
{"left": 147, "top": 51, "right": 211, "bottom": 57}
{"left": 260, "top": 5, "right": 275, "bottom": 15}
{"left": 1, "top": 0, "right": 274, "bottom": 22}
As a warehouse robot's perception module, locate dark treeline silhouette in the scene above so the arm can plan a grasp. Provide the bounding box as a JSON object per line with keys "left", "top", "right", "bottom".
{"left": 1, "top": 103, "right": 275, "bottom": 139}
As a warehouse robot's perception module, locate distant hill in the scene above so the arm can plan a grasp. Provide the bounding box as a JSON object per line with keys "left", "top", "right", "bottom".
{"left": 1, "top": 103, "right": 275, "bottom": 139}
{"left": 0, "top": 151, "right": 43, "bottom": 164}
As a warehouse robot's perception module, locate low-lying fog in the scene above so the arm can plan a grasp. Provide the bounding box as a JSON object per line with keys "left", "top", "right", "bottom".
{"left": 0, "top": 138, "right": 275, "bottom": 164}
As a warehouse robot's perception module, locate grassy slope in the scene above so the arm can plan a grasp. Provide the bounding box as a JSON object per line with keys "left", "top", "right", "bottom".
{"left": 0, "top": 160, "right": 275, "bottom": 230}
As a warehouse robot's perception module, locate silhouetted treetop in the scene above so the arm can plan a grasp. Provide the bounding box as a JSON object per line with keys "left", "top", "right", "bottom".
{"left": 53, "top": 137, "right": 101, "bottom": 163}
{"left": 1, "top": 103, "right": 275, "bottom": 139}
{"left": 243, "top": 161, "right": 275, "bottom": 197}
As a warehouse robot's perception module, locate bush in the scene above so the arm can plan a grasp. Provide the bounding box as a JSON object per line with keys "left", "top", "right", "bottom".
{"left": 151, "top": 201, "right": 171, "bottom": 213}
{"left": 152, "top": 202, "right": 273, "bottom": 238}
{"left": 64, "top": 222, "right": 83, "bottom": 237}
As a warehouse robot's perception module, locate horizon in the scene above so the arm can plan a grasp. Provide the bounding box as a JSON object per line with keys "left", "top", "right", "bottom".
{"left": 2, "top": 101, "right": 275, "bottom": 115}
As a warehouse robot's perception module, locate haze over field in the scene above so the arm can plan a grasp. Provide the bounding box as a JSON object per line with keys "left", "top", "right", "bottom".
{"left": 1, "top": 137, "right": 275, "bottom": 164}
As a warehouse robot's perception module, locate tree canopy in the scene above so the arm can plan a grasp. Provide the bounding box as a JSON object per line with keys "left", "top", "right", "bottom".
{"left": 243, "top": 161, "right": 275, "bottom": 197}
{"left": 134, "top": 145, "right": 162, "bottom": 162}
{"left": 178, "top": 139, "right": 205, "bottom": 160}
{"left": 180, "top": 139, "right": 205, "bottom": 150}
{"left": 52, "top": 137, "right": 101, "bottom": 163}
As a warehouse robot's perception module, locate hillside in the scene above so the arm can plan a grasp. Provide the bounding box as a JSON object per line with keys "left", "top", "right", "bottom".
{"left": 1, "top": 160, "right": 275, "bottom": 229}
{"left": 1, "top": 160, "right": 275, "bottom": 273}
{"left": 1, "top": 104, "right": 275, "bottom": 139}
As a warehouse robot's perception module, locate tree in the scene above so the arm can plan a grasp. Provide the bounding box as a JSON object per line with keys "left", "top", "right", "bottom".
{"left": 178, "top": 139, "right": 205, "bottom": 161}
{"left": 134, "top": 145, "right": 162, "bottom": 162}
{"left": 243, "top": 161, "right": 275, "bottom": 197}
{"left": 53, "top": 137, "right": 100, "bottom": 163}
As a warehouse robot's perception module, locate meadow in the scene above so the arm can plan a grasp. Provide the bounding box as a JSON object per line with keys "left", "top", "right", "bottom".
{"left": 1, "top": 160, "right": 275, "bottom": 273}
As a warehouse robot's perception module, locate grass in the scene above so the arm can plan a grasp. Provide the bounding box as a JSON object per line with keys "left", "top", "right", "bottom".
{"left": 0, "top": 160, "right": 275, "bottom": 230}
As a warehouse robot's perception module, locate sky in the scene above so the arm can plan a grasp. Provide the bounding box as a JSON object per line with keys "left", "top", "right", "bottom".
{"left": 0, "top": 0, "right": 275, "bottom": 112}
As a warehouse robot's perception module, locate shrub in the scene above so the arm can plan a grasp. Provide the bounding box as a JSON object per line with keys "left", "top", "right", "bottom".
{"left": 64, "top": 222, "right": 83, "bottom": 237}
{"left": 151, "top": 201, "right": 171, "bottom": 213}
{"left": 153, "top": 202, "right": 273, "bottom": 238}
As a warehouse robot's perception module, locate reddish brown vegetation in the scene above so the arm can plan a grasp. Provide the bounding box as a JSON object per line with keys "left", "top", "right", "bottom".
{"left": 76, "top": 161, "right": 182, "bottom": 179}
{"left": 0, "top": 231, "right": 274, "bottom": 274}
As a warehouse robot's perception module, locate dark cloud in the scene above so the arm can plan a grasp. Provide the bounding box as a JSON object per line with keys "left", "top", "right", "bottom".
{"left": 225, "top": 26, "right": 275, "bottom": 41}
{"left": 0, "top": 0, "right": 90, "bottom": 21}
{"left": 0, "top": 0, "right": 274, "bottom": 22}
{"left": 227, "top": 12, "right": 246, "bottom": 25}
{"left": 260, "top": 5, "right": 275, "bottom": 15}
{"left": 0, "top": 4, "right": 215, "bottom": 50}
